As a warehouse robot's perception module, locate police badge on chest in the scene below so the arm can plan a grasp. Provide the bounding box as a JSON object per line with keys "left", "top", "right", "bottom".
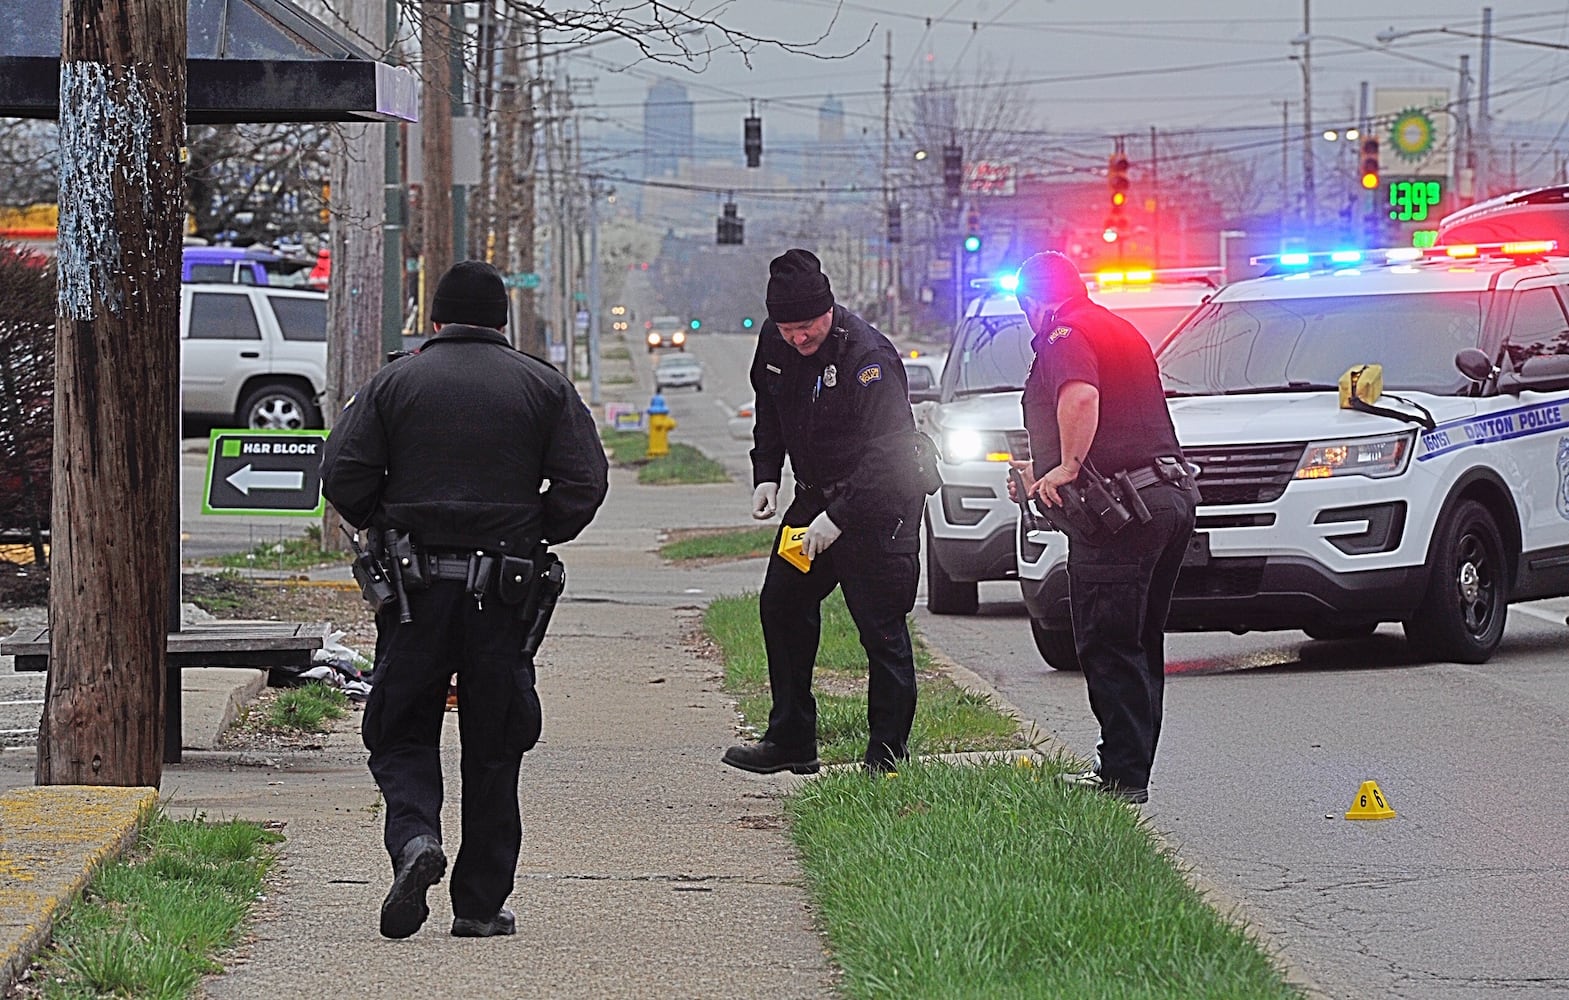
{"left": 823, "top": 364, "right": 837, "bottom": 388}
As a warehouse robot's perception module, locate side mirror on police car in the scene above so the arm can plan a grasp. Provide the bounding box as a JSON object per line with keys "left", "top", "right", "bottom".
{"left": 1454, "top": 348, "right": 1497, "bottom": 383}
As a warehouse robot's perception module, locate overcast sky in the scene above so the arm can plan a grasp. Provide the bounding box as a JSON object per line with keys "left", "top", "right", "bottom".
{"left": 555, "top": 1, "right": 1569, "bottom": 147}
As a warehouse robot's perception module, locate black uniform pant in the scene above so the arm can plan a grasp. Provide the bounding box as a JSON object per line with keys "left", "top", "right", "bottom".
{"left": 1066, "top": 482, "right": 1197, "bottom": 790}
{"left": 759, "top": 513, "right": 919, "bottom": 768}
{"left": 362, "top": 580, "right": 542, "bottom": 921}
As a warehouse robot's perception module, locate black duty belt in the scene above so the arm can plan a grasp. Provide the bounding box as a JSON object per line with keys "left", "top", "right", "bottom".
{"left": 1118, "top": 457, "right": 1196, "bottom": 492}
{"left": 425, "top": 549, "right": 485, "bottom": 581}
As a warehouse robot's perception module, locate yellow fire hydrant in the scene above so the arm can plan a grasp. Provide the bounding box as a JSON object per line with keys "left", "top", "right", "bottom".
{"left": 646, "top": 394, "right": 676, "bottom": 457}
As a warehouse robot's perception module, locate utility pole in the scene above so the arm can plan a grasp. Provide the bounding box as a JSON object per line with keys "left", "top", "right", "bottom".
{"left": 39, "top": 0, "right": 187, "bottom": 786}
{"left": 514, "top": 20, "right": 543, "bottom": 358}
{"left": 1301, "top": 0, "right": 1316, "bottom": 228}
{"left": 382, "top": 0, "right": 405, "bottom": 355}
{"left": 880, "top": 30, "right": 891, "bottom": 327}
{"left": 1150, "top": 125, "right": 1160, "bottom": 267}
{"left": 1457, "top": 54, "right": 1473, "bottom": 201}
{"left": 420, "top": 0, "right": 454, "bottom": 300}
{"left": 323, "top": 0, "right": 387, "bottom": 551}
{"left": 587, "top": 176, "right": 602, "bottom": 405}
{"left": 1281, "top": 100, "right": 1291, "bottom": 234}
{"left": 1477, "top": 5, "right": 1493, "bottom": 199}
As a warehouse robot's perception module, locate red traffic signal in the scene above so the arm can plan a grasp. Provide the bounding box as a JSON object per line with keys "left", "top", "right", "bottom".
{"left": 1360, "top": 137, "right": 1380, "bottom": 190}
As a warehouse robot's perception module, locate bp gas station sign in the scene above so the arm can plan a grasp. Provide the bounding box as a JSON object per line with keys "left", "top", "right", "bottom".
{"left": 202, "top": 429, "right": 329, "bottom": 516}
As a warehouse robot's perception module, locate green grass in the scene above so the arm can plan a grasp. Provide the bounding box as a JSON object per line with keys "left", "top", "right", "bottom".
{"left": 704, "top": 589, "right": 1302, "bottom": 998}
{"left": 787, "top": 760, "right": 1302, "bottom": 999}
{"left": 36, "top": 813, "right": 281, "bottom": 1000}
{"left": 602, "top": 345, "right": 632, "bottom": 361}
{"left": 703, "top": 591, "right": 1021, "bottom": 765}
{"left": 205, "top": 524, "right": 347, "bottom": 572}
{"left": 660, "top": 525, "right": 778, "bottom": 562}
{"left": 266, "top": 681, "right": 348, "bottom": 732}
{"left": 599, "top": 428, "right": 730, "bottom": 485}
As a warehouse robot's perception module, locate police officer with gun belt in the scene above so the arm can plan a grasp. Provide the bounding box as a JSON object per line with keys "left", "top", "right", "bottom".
{"left": 1008, "top": 251, "right": 1198, "bottom": 804}
{"left": 722, "top": 248, "right": 936, "bottom": 777}
{"left": 321, "top": 260, "right": 608, "bottom": 940}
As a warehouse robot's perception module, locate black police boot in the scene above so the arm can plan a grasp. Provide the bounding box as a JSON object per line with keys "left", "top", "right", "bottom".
{"left": 721, "top": 741, "right": 820, "bottom": 775}
{"left": 452, "top": 907, "right": 517, "bottom": 938}
{"left": 379, "top": 834, "right": 447, "bottom": 939}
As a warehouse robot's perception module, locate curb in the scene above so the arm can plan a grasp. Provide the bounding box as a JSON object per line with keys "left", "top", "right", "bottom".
{"left": 0, "top": 785, "right": 159, "bottom": 991}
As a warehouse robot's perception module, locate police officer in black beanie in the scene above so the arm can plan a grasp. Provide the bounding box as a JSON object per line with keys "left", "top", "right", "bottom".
{"left": 722, "top": 248, "right": 927, "bottom": 775}
{"left": 1010, "top": 250, "right": 1197, "bottom": 804}
{"left": 322, "top": 259, "right": 608, "bottom": 939}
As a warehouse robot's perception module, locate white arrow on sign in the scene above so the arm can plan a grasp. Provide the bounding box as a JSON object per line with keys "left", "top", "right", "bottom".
{"left": 226, "top": 464, "right": 306, "bottom": 496}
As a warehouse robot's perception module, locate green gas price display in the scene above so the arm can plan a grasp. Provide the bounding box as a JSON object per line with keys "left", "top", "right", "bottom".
{"left": 1388, "top": 179, "right": 1444, "bottom": 222}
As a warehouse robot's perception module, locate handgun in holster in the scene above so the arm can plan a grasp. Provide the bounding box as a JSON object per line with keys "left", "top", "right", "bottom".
{"left": 521, "top": 555, "right": 565, "bottom": 660}
{"left": 342, "top": 526, "right": 397, "bottom": 613}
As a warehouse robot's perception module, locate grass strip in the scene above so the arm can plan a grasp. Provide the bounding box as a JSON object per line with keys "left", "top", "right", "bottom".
{"left": 703, "top": 591, "right": 1022, "bottom": 765}
{"left": 204, "top": 525, "right": 346, "bottom": 572}
{"left": 266, "top": 681, "right": 349, "bottom": 732}
{"left": 787, "top": 760, "right": 1301, "bottom": 999}
{"left": 600, "top": 428, "right": 730, "bottom": 485}
{"left": 34, "top": 813, "right": 281, "bottom": 1000}
{"left": 660, "top": 525, "right": 778, "bottom": 562}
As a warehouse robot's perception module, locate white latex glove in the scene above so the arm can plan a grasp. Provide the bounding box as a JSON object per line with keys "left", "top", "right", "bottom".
{"left": 801, "top": 511, "right": 842, "bottom": 560}
{"left": 751, "top": 482, "right": 779, "bottom": 520}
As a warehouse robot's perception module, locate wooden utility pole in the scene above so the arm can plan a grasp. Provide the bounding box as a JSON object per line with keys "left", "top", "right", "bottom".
{"left": 515, "top": 21, "right": 541, "bottom": 358}
{"left": 420, "top": 0, "right": 454, "bottom": 298}
{"left": 324, "top": 0, "right": 386, "bottom": 523}
{"left": 38, "top": 0, "right": 187, "bottom": 786}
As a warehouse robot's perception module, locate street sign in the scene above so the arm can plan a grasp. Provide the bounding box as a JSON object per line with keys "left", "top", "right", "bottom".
{"left": 503, "top": 272, "right": 541, "bottom": 289}
{"left": 202, "top": 429, "right": 329, "bottom": 517}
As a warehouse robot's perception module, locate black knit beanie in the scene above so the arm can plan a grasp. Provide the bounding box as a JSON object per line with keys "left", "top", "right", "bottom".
{"left": 1014, "top": 251, "right": 1086, "bottom": 305}
{"left": 431, "top": 260, "right": 509, "bottom": 329}
{"left": 766, "top": 249, "right": 835, "bottom": 324}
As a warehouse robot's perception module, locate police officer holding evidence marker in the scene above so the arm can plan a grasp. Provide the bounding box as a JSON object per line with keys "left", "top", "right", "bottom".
{"left": 321, "top": 260, "right": 608, "bottom": 940}
{"left": 722, "top": 248, "right": 931, "bottom": 777}
{"left": 1010, "top": 250, "right": 1197, "bottom": 804}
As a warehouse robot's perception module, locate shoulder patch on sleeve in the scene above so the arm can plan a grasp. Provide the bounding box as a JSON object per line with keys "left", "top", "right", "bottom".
{"left": 857, "top": 363, "right": 883, "bottom": 386}
{"left": 1047, "top": 325, "right": 1073, "bottom": 344}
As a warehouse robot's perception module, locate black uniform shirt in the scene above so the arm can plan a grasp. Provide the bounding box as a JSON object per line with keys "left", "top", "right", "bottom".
{"left": 321, "top": 324, "right": 609, "bottom": 552}
{"left": 749, "top": 305, "right": 923, "bottom": 538}
{"left": 1021, "top": 294, "right": 1183, "bottom": 479}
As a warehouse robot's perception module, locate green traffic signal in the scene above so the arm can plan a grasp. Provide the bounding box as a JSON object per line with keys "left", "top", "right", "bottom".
{"left": 742, "top": 317, "right": 755, "bottom": 329}
{"left": 963, "top": 234, "right": 982, "bottom": 253}
{"left": 690, "top": 319, "right": 701, "bottom": 330}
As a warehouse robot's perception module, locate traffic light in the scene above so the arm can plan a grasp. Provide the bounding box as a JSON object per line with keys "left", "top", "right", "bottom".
{"left": 963, "top": 207, "right": 981, "bottom": 253}
{"left": 1104, "top": 146, "right": 1131, "bottom": 242}
{"left": 1108, "top": 151, "right": 1130, "bottom": 208}
{"left": 744, "top": 114, "right": 762, "bottom": 168}
{"left": 942, "top": 144, "right": 963, "bottom": 206}
{"left": 742, "top": 316, "right": 755, "bottom": 330}
{"left": 716, "top": 201, "right": 744, "bottom": 245}
{"left": 689, "top": 319, "right": 701, "bottom": 330}
{"left": 887, "top": 201, "right": 902, "bottom": 244}
{"left": 1360, "top": 136, "right": 1380, "bottom": 190}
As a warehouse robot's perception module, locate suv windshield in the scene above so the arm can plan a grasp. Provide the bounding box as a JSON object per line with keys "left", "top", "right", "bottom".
{"left": 1159, "top": 291, "right": 1485, "bottom": 396}
{"left": 947, "top": 314, "right": 1033, "bottom": 397}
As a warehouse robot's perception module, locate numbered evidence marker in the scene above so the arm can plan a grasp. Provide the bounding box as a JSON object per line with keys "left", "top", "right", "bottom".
{"left": 203, "top": 428, "right": 329, "bottom": 516}
{"left": 1344, "top": 779, "right": 1397, "bottom": 821}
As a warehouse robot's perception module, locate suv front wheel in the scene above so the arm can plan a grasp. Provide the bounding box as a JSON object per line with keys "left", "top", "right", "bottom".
{"left": 1402, "top": 499, "right": 1509, "bottom": 664}
{"left": 1030, "top": 618, "right": 1081, "bottom": 671}
{"left": 924, "top": 518, "right": 978, "bottom": 615}
{"left": 240, "top": 383, "right": 317, "bottom": 430}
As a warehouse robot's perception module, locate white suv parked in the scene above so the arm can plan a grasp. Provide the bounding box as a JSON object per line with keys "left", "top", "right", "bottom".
{"left": 1018, "top": 241, "right": 1569, "bottom": 668}
{"left": 181, "top": 283, "right": 327, "bottom": 429}
{"left": 920, "top": 271, "right": 1216, "bottom": 614}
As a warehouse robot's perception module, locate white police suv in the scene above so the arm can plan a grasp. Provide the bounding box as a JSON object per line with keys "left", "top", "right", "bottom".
{"left": 1018, "top": 241, "right": 1569, "bottom": 669}
{"left": 921, "top": 269, "right": 1217, "bottom": 614}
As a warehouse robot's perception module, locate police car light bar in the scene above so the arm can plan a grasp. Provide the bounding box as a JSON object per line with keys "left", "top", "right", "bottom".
{"left": 1251, "top": 240, "right": 1558, "bottom": 268}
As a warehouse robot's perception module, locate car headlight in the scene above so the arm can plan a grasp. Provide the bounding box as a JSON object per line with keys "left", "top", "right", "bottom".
{"left": 1294, "top": 431, "right": 1415, "bottom": 480}
{"left": 941, "top": 428, "right": 1015, "bottom": 463}
{"left": 672, "top": 331, "right": 686, "bottom": 346}
{"left": 647, "top": 332, "right": 660, "bottom": 347}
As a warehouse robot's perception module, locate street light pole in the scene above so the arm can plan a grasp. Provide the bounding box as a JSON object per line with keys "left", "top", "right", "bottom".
{"left": 1477, "top": 6, "right": 1492, "bottom": 197}
{"left": 1302, "top": 0, "right": 1315, "bottom": 228}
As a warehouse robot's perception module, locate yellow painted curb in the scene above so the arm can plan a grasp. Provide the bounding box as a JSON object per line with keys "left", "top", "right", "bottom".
{"left": 0, "top": 785, "right": 158, "bottom": 991}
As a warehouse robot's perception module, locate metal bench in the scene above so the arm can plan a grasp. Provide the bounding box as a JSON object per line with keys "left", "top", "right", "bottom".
{"left": 1, "top": 621, "right": 328, "bottom": 763}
